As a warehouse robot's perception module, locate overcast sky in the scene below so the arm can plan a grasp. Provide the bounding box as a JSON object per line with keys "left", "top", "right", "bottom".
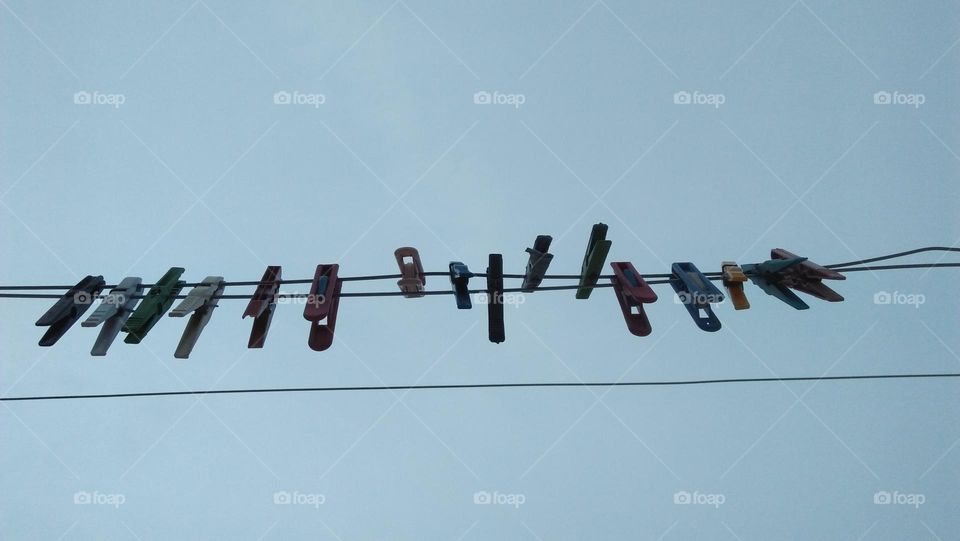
{"left": 2, "top": 1, "right": 959, "bottom": 539}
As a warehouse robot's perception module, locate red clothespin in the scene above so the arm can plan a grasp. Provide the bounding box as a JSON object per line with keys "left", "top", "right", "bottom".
{"left": 394, "top": 247, "right": 425, "bottom": 298}
{"left": 243, "top": 266, "right": 282, "bottom": 348}
{"left": 609, "top": 262, "right": 658, "bottom": 336}
{"left": 303, "top": 264, "right": 342, "bottom": 351}
{"left": 771, "top": 248, "right": 846, "bottom": 302}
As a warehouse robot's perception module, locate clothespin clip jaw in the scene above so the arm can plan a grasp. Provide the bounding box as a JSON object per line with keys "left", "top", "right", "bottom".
{"left": 448, "top": 262, "right": 474, "bottom": 309}
{"left": 123, "top": 267, "right": 186, "bottom": 344}
{"left": 81, "top": 277, "right": 142, "bottom": 356}
{"left": 35, "top": 275, "right": 106, "bottom": 346}
{"left": 394, "top": 247, "right": 426, "bottom": 298}
{"left": 521, "top": 235, "right": 553, "bottom": 292}
{"left": 168, "top": 276, "right": 225, "bottom": 359}
{"left": 670, "top": 262, "right": 724, "bottom": 332}
{"left": 576, "top": 223, "right": 612, "bottom": 299}
{"left": 721, "top": 262, "right": 750, "bottom": 310}
{"left": 243, "top": 266, "right": 282, "bottom": 348}
{"left": 771, "top": 248, "right": 845, "bottom": 302}
{"left": 303, "top": 264, "right": 342, "bottom": 351}
{"left": 609, "top": 262, "right": 658, "bottom": 337}
{"left": 487, "top": 254, "right": 505, "bottom": 343}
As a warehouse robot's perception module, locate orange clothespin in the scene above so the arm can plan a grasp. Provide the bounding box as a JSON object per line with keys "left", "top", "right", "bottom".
{"left": 721, "top": 261, "right": 750, "bottom": 310}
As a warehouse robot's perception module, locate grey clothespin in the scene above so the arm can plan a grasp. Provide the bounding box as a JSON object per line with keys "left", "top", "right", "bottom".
{"left": 521, "top": 235, "right": 554, "bottom": 292}
{"left": 82, "top": 277, "right": 143, "bottom": 356}
{"left": 168, "top": 276, "right": 225, "bottom": 359}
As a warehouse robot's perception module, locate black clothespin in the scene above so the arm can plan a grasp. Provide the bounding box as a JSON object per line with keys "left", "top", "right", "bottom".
{"left": 487, "top": 254, "right": 505, "bottom": 343}
{"left": 449, "top": 262, "right": 474, "bottom": 309}
{"left": 521, "top": 235, "right": 553, "bottom": 292}
{"left": 576, "top": 223, "right": 612, "bottom": 299}
{"left": 35, "top": 275, "right": 106, "bottom": 346}
{"left": 243, "top": 266, "right": 282, "bottom": 348}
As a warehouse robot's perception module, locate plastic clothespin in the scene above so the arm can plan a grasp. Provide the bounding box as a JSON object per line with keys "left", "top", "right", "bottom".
{"left": 168, "top": 276, "right": 225, "bottom": 358}
{"left": 243, "top": 266, "right": 282, "bottom": 348}
{"left": 576, "top": 223, "right": 612, "bottom": 299}
{"left": 609, "top": 262, "right": 658, "bottom": 336}
{"left": 123, "top": 267, "right": 186, "bottom": 344}
{"left": 395, "top": 247, "right": 426, "bottom": 298}
{"left": 303, "top": 264, "right": 342, "bottom": 351}
{"left": 81, "top": 277, "right": 142, "bottom": 356}
{"left": 487, "top": 254, "right": 505, "bottom": 343}
{"left": 521, "top": 235, "right": 553, "bottom": 292}
{"left": 449, "top": 262, "right": 474, "bottom": 309}
{"left": 35, "top": 275, "right": 106, "bottom": 346}
{"left": 670, "top": 262, "right": 724, "bottom": 332}
{"left": 742, "top": 249, "right": 845, "bottom": 310}
{"left": 721, "top": 262, "right": 750, "bottom": 310}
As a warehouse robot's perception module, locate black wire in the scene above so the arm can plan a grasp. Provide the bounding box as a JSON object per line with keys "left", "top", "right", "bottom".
{"left": 1, "top": 263, "right": 958, "bottom": 300}
{"left": 2, "top": 372, "right": 957, "bottom": 402}
{"left": 0, "top": 247, "right": 957, "bottom": 297}
{"left": 825, "top": 247, "right": 960, "bottom": 268}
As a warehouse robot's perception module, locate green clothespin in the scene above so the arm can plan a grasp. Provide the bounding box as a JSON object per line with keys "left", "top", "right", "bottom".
{"left": 575, "top": 223, "right": 612, "bottom": 299}
{"left": 122, "top": 267, "right": 186, "bottom": 344}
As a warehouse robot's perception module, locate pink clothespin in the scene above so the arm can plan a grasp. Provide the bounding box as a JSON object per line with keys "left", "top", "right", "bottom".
{"left": 394, "top": 247, "right": 426, "bottom": 298}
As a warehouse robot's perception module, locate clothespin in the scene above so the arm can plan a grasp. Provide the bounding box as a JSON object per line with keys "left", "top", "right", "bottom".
{"left": 449, "top": 262, "right": 474, "bottom": 309}
{"left": 741, "top": 249, "right": 845, "bottom": 310}
{"left": 82, "top": 277, "right": 142, "bottom": 355}
{"left": 487, "top": 254, "right": 505, "bottom": 343}
{"left": 395, "top": 247, "right": 426, "bottom": 298}
{"left": 243, "top": 266, "right": 282, "bottom": 348}
{"left": 609, "top": 262, "right": 658, "bottom": 336}
{"left": 123, "top": 267, "right": 186, "bottom": 344}
{"left": 576, "top": 223, "right": 612, "bottom": 299}
{"left": 168, "top": 276, "right": 225, "bottom": 358}
{"left": 521, "top": 235, "right": 553, "bottom": 292}
{"left": 721, "top": 262, "right": 750, "bottom": 310}
{"left": 303, "top": 264, "right": 342, "bottom": 351}
{"left": 35, "top": 275, "right": 106, "bottom": 346}
{"left": 670, "top": 262, "right": 724, "bottom": 332}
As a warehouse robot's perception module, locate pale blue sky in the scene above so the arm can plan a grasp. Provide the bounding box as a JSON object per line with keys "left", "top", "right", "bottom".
{"left": 1, "top": 1, "right": 959, "bottom": 539}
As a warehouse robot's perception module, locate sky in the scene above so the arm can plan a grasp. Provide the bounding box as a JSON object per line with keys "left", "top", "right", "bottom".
{"left": 1, "top": 0, "right": 959, "bottom": 539}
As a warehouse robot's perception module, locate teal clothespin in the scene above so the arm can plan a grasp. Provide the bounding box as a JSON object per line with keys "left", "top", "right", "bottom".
{"left": 741, "top": 257, "right": 810, "bottom": 309}
{"left": 123, "top": 267, "right": 186, "bottom": 343}
{"left": 576, "top": 223, "right": 612, "bottom": 299}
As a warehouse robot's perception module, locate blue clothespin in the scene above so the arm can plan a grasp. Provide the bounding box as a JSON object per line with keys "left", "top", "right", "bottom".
{"left": 449, "top": 262, "right": 474, "bottom": 309}
{"left": 669, "top": 262, "right": 724, "bottom": 332}
{"left": 82, "top": 277, "right": 142, "bottom": 356}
